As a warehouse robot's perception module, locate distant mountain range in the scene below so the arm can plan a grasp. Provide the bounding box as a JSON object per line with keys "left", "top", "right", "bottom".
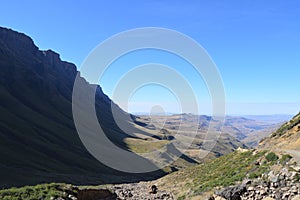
{"left": 136, "top": 114, "right": 286, "bottom": 148}
{"left": 241, "top": 114, "right": 293, "bottom": 124}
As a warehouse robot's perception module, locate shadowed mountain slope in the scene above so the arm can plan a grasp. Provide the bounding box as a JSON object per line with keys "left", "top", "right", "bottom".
{"left": 0, "top": 27, "right": 167, "bottom": 188}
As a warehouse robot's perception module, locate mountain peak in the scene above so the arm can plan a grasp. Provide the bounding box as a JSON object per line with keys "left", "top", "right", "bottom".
{"left": 0, "top": 27, "right": 38, "bottom": 56}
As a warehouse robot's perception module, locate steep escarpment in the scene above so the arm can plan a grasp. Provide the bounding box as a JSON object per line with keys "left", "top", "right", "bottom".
{"left": 0, "top": 27, "right": 164, "bottom": 188}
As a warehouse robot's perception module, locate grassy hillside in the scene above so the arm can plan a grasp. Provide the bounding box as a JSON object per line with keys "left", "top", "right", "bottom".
{"left": 0, "top": 183, "right": 71, "bottom": 200}
{"left": 1, "top": 149, "right": 289, "bottom": 199}
{"left": 0, "top": 183, "right": 117, "bottom": 200}
{"left": 157, "top": 150, "right": 268, "bottom": 197}
{"left": 155, "top": 149, "right": 284, "bottom": 199}
{"left": 154, "top": 113, "right": 300, "bottom": 199}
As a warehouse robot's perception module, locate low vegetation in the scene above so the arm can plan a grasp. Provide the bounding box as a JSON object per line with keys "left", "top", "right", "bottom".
{"left": 125, "top": 138, "right": 169, "bottom": 153}
{"left": 0, "top": 183, "right": 73, "bottom": 200}
{"left": 158, "top": 149, "right": 286, "bottom": 198}
{"left": 265, "top": 152, "right": 279, "bottom": 162}
{"left": 280, "top": 154, "right": 293, "bottom": 165}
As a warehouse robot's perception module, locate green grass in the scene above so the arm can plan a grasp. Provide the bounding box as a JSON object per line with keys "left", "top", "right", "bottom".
{"left": 178, "top": 195, "right": 186, "bottom": 200}
{"left": 191, "top": 150, "right": 268, "bottom": 193}
{"left": 160, "top": 150, "right": 272, "bottom": 197}
{"left": 265, "top": 152, "right": 279, "bottom": 162}
{"left": 125, "top": 138, "right": 169, "bottom": 153}
{"left": 0, "top": 183, "right": 74, "bottom": 200}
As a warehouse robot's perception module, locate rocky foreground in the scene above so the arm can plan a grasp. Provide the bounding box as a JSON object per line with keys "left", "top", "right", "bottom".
{"left": 112, "top": 182, "right": 174, "bottom": 200}
{"left": 211, "top": 166, "right": 300, "bottom": 200}
{"left": 52, "top": 165, "right": 300, "bottom": 200}
{"left": 51, "top": 182, "right": 174, "bottom": 200}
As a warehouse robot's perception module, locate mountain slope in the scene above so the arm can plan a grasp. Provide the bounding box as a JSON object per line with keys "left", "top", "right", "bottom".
{"left": 3, "top": 27, "right": 244, "bottom": 188}
{"left": 0, "top": 27, "right": 167, "bottom": 188}
{"left": 259, "top": 112, "right": 300, "bottom": 150}
{"left": 259, "top": 112, "right": 300, "bottom": 165}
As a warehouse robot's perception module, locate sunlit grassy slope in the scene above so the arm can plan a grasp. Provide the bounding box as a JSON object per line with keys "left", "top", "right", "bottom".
{"left": 156, "top": 149, "right": 275, "bottom": 199}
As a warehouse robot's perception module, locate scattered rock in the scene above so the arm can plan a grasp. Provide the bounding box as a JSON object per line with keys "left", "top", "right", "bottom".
{"left": 112, "top": 182, "right": 173, "bottom": 199}
{"left": 216, "top": 185, "right": 246, "bottom": 200}
{"left": 214, "top": 168, "right": 300, "bottom": 200}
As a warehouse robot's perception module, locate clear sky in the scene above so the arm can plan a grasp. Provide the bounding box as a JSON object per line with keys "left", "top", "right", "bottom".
{"left": 1, "top": 1, "right": 299, "bottom": 115}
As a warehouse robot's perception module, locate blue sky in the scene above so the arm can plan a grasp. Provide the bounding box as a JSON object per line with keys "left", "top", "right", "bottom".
{"left": 1, "top": 1, "right": 300, "bottom": 115}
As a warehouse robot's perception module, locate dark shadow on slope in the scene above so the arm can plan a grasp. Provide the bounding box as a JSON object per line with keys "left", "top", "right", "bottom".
{"left": 0, "top": 27, "right": 167, "bottom": 188}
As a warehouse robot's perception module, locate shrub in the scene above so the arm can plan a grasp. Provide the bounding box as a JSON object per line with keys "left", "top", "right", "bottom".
{"left": 294, "top": 174, "right": 300, "bottom": 182}
{"left": 266, "top": 152, "right": 279, "bottom": 162}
